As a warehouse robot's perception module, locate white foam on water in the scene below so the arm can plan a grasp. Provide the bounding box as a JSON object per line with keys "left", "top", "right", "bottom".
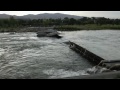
{"left": 19, "top": 49, "right": 41, "bottom": 58}
{"left": 29, "top": 37, "right": 38, "bottom": 40}
{"left": 43, "top": 67, "right": 111, "bottom": 79}
{"left": 0, "top": 48, "right": 5, "bottom": 56}
{"left": 19, "top": 37, "right": 27, "bottom": 40}
{"left": 19, "top": 37, "right": 38, "bottom": 40}
{"left": 43, "top": 68, "right": 89, "bottom": 79}
{"left": 85, "top": 66, "right": 110, "bottom": 74}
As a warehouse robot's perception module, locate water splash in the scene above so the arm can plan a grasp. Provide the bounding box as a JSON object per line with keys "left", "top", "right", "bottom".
{"left": 43, "top": 66, "right": 111, "bottom": 79}
{"left": 43, "top": 68, "right": 89, "bottom": 79}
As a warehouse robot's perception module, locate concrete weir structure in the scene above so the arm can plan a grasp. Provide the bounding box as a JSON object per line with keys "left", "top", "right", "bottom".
{"left": 69, "top": 41, "right": 105, "bottom": 65}
{"left": 66, "top": 41, "right": 120, "bottom": 79}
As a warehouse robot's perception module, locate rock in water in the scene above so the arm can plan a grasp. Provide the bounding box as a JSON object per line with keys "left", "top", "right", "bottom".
{"left": 109, "top": 64, "right": 120, "bottom": 70}
{"left": 37, "top": 29, "right": 62, "bottom": 38}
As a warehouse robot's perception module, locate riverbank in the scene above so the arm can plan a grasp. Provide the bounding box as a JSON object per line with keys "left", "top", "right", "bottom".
{"left": 0, "top": 27, "right": 36, "bottom": 32}
{"left": 0, "top": 27, "right": 54, "bottom": 32}
{"left": 0, "top": 24, "right": 120, "bottom": 32}
{"left": 54, "top": 24, "right": 120, "bottom": 31}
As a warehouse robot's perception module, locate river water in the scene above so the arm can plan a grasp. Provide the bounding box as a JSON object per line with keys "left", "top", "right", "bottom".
{"left": 0, "top": 32, "right": 92, "bottom": 79}
{"left": 0, "top": 30, "right": 120, "bottom": 79}
{"left": 63, "top": 30, "right": 120, "bottom": 60}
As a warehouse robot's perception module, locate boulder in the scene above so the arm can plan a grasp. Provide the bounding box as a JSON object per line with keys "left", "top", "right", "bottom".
{"left": 37, "top": 29, "right": 62, "bottom": 38}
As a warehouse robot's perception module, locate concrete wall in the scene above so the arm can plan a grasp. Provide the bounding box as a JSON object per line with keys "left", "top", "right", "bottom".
{"left": 65, "top": 41, "right": 120, "bottom": 79}
{"left": 69, "top": 41, "right": 105, "bottom": 65}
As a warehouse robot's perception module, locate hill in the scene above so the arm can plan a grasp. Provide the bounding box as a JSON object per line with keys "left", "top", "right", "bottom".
{"left": 0, "top": 13, "right": 83, "bottom": 19}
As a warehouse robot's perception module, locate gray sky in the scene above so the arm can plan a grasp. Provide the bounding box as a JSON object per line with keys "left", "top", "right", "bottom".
{"left": 0, "top": 11, "right": 120, "bottom": 19}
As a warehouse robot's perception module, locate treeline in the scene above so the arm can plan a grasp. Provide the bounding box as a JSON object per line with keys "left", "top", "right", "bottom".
{"left": 54, "top": 24, "right": 120, "bottom": 31}
{"left": 0, "top": 16, "right": 120, "bottom": 28}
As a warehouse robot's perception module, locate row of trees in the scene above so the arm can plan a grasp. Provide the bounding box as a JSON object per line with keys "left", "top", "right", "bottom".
{"left": 0, "top": 16, "right": 120, "bottom": 27}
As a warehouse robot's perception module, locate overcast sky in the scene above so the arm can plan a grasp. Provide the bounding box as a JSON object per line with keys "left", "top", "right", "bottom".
{"left": 0, "top": 11, "right": 120, "bottom": 19}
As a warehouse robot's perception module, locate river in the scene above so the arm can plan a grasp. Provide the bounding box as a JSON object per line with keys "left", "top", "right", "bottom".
{"left": 0, "top": 30, "right": 120, "bottom": 79}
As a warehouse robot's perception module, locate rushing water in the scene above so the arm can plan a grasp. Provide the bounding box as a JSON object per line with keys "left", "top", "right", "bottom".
{"left": 0, "top": 32, "right": 92, "bottom": 79}
{"left": 0, "top": 30, "right": 120, "bottom": 79}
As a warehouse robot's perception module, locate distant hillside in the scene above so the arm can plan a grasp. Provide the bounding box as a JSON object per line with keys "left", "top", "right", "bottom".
{"left": 0, "top": 13, "right": 84, "bottom": 19}
{"left": 0, "top": 14, "right": 12, "bottom": 19}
